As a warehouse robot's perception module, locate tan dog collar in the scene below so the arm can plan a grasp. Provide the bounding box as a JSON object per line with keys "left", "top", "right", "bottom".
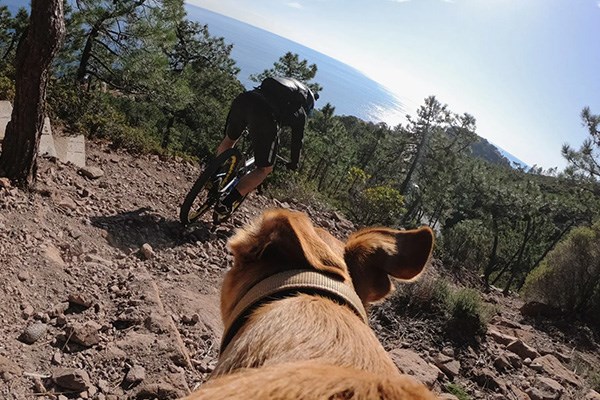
{"left": 220, "top": 269, "right": 368, "bottom": 354}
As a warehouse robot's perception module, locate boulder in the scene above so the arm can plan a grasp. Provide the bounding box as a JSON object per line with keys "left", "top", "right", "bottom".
{"left": 535, "top": 377, "right": 564, "bottom": 399}
{"left": 79, "top": 166, "right": 104, "bottom": 179}
{"left": 0, "top": 177, "right": 11, "bottom": 188}
{"left": 473, "top": 367, "right": 507, "bottom": 392}
{"left": 507, "top": 339, "right": 540, "bottom": 360}
{"left": 488, "top": 327, "right": 518, "bottom": 346}
{"left": 433, "top": 354, "right": 461, "bottom": 379}
{"left": 531, "top": 354, "right": 582, "bottom": 387}
{"left": 43, "top": 243, "right": 66, "bottom": 267}
{"left": 493, "top": 354, "right": 513, "bottom": 372}
{"left": 389, "top": 348, "right": 442, "bottom": 388}
{"left": 508, "top": 385, "right": 531, "bottom": 400}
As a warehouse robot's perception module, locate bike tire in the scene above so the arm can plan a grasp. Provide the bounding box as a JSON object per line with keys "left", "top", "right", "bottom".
{"left": 180, "top": 148, "right": 242, "bottom": 225}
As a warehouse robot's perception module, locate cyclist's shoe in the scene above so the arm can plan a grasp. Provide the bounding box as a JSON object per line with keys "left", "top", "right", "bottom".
{"left": 213, "top": 200, "right": 233, "bottom": 224}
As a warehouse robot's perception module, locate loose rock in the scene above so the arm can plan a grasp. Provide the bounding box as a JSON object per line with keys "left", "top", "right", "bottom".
{"left": 64, "top": 321, "right": 102, "bottom": 347}
{"left": 506, "top": 339, "right": 540, "bottom": 360}
{"left": 19, "top": 322, "right": 48, "bottom": 344}
{"left": 79, "top": 166, "right": 105, "bottom": 179}
{"left": 52, "top": 368, "right": 93, "bottom": 391}
{"left": 139, "top": 243, "right": 155, "bottom": 260}
{"left": 124, "top": 365, "right": 146, "bottom": 386}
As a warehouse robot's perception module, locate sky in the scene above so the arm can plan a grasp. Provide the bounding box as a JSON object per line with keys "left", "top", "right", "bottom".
{"left": 185, "top": 0, "right": 600, "bottom": 170}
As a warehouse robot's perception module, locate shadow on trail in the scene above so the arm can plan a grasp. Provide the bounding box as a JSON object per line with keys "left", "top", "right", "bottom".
{"left": 91, "top": 207, "right": 223, "bottom": 252}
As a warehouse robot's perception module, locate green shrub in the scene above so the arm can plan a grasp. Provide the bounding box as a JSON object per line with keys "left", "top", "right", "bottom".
{"left": 47, "top": 79, "right": 90, "bottom": 127}
{"left": 381, "top": 275, "right": 492, "bottom": 344}
{"left": 444, "top": 383, "right": 471, "bottom": 400}
{"left": 522, "top": 223, "right": 600, "bottom": 326}
{"left": 445, "top": 288, "right": 492, "bottom": 341}
{"left": 348, "top": 184, "right": 405, "bottom": 226}
{"left": 391, "top": 276, "right": 451, "bottom": 314}
{"left": 108, "top": 124, "right": 162, "bottom": 155}
{"left": 448, "top": 288, "right": 492, "bottom": 322}
{"left": 263, "top": 172, "right": 330, "bottom": 211}
{"left": 391, "top": 277, "right": 492, "bottom": 335}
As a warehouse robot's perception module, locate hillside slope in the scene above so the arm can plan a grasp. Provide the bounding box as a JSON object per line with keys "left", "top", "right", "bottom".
{"left": 0, "top": 141, "right": 598, "bottom": 399}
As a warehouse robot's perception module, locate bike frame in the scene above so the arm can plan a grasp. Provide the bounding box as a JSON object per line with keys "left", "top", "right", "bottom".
{"left": 221, "top": 126, "right": 288, "bottom": 195}
{"left": 219, "top": 155, "right": 256, "bottom": 197}
{"left": 180, "top": 126, "right": 291, "bottom": 225}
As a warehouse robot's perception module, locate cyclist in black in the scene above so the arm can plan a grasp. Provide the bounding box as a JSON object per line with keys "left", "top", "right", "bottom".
{"left": 213, "top": 76, "right": 318, "bottom": 223}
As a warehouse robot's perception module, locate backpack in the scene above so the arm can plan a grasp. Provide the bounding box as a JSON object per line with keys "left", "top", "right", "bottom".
{"left": 259, "top": 77, "right": 313, "bottom": 119}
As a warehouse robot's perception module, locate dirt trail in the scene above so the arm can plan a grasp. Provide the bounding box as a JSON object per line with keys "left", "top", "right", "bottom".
{"left": 0, "top": 141, "right": 598, "bottom": 400}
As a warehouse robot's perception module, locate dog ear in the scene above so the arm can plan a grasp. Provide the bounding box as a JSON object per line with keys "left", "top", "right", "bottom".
{"left": 344, "top": 226, "right": 434, "bottom": 304}
{"left": 228, "top": 209, "right": 347, "bottom": 279}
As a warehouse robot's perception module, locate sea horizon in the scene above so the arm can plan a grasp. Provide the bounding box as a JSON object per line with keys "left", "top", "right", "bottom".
{"left": 184, "top": 4, "right": 407, "bottom": 127}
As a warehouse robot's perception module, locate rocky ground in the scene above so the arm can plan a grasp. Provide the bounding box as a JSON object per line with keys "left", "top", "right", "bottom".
{"left": 0, "top": 140, "right": 599, "bottom": 400}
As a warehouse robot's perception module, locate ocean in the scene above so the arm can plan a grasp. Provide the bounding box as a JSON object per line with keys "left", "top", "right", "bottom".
{"left": 3, "top": 0, "right": 403, "bottom": 124}
{"left": 184, "top": 5, "right": 405, "bottom": 125}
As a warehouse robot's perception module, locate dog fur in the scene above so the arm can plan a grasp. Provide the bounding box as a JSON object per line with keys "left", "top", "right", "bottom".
{"left": 184, "top": 209, "right": 437, "bottom": 400}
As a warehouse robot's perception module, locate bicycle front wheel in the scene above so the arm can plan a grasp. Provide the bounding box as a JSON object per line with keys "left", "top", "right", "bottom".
{"left": 180, "top": 148, "right": 242, "bottom": 225}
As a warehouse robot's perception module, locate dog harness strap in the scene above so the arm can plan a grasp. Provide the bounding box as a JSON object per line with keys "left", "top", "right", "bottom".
{"left": 221, "top": 269, "right": 368, "bottom": 354}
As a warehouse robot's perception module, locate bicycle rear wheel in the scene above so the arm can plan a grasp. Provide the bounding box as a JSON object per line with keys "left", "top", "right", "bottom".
{"left": 180, "top": 148, "right": 242, "bottom": 225}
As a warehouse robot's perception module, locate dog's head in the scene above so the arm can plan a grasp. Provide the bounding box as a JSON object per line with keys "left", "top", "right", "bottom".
{"left": 221, "top": 209, "right": 434, "bottom": 320}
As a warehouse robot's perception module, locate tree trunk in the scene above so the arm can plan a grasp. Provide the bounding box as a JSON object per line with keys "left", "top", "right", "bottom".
{"left": 483, "top": 217, "right": 500, "bottom": 286}
{"left": 514, "top": 221, "right": 575, "bottom": 290}
{"left": 401, "top": 197, "right": 421, "bottom": 226}
{"left": 161, "top": 114, "right": 176, "bottom": 149}
{"left": 309, "top": 157, "right": 325, "bottom": 181}
{"left": 76, "top": 25, "right": 100, "bottom": 83}
{"left": 331, "top": 171, "right": 345, "bottom": 196}
{"left": 0, "top": 0, "right": 65, "bottom": 187}
{"left": 317, "top": 163, "right": 330, "bottom": 191}
{"left": 399, "top": 122, "right": 430, "bottom": 196}
{"left": 503, "top": 218, "right": 533, "bottom": 295}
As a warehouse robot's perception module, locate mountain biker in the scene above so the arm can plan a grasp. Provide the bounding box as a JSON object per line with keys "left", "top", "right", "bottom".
{"left": 213, "top": 76, "right": 318, "bottom": 223}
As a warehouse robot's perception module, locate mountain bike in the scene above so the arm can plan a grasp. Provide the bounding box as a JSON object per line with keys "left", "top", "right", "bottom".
{"left": 179, "top": 129, "right": 286, "bottom": 226}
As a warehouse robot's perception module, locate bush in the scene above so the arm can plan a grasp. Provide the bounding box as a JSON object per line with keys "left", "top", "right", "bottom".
{"left": 522, "top": 223, "right": 600, "bottom": 327}
{"left": 444, "top": 383, "right": 471, "bottom": 400}
{"left": 108, "top": 124, "right": 162, "bottom": 155}
{"left": 445, "top": 288, "right": 492, "bottom": 341}
{"left": 390, "top": 276, "right": 451, "bottom": 314}
{"left": 380, "top": 275, "right": 492, "bottom": 344}
{"left": 348, "top": 184, "right": 405, "bottom": 226}
{"left": 263, "top": 172, "right": 330, "bottom": 211}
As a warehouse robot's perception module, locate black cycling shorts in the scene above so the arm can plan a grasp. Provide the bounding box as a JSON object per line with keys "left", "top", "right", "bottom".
{"left": 224, "top": 91, "right": 278, "bottom": 167}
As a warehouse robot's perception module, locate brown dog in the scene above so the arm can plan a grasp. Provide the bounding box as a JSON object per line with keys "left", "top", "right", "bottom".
{"left": 184, "top": 209, "right": 437, "bottom": 399}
